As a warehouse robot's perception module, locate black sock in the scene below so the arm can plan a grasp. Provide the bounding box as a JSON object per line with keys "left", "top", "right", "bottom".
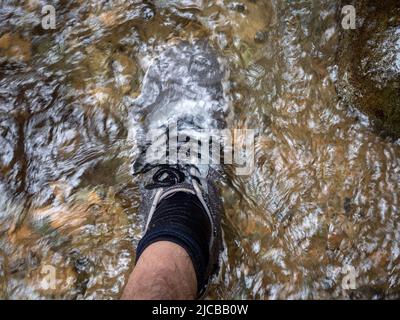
{"left": 135, "top": 191, "right": 211, "bottom": 295}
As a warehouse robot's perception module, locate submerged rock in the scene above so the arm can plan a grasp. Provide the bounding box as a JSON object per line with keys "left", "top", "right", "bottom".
{"left": 254, "top": 30, "right": 268, "bottom": 44}
{"left": 0, "top": 33, "right": 31, "bottom": 63}
{"left": 336, "top": 0, "right": 400, "bottom": 139}
{"left": 226, "top": 0, "right": 273, "bottom": 44}
{"left": 228, "top": 2, "right": 246, "bottom": 13}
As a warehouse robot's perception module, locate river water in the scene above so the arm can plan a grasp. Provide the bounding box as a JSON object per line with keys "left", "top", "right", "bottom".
{"left": 0, "top": 0, "right": 399, "bottom": 299}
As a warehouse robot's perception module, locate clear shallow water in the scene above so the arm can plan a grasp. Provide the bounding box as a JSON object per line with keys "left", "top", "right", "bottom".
{"left": 0, "top": 0, "right": 399, "bottom": 299}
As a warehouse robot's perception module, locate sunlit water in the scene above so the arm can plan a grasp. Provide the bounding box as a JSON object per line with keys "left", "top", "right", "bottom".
{"left": 0, "top": 0, "right": 399, "bottom": 299}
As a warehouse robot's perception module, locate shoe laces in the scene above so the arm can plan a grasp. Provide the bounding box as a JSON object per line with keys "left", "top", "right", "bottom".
{"left": 142, "top": 164, "right": 201, "bottom": 190}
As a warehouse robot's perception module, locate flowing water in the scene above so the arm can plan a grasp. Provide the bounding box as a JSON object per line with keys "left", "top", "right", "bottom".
{"left": 0, "top": 0, "right": 400, "bottom": 299}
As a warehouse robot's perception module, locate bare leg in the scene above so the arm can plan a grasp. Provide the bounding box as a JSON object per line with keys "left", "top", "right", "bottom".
{"left": 121, "top": 241, "right": 197, "bottom": 300}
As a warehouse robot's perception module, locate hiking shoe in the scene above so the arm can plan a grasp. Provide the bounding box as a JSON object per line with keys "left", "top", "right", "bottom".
{"left": 135, "top": 163, "right": 223, "bottom": 297}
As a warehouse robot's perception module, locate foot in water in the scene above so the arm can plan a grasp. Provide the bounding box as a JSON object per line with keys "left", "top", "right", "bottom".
{"left": 126, "top": 40, "right": 229, "bottom": 297}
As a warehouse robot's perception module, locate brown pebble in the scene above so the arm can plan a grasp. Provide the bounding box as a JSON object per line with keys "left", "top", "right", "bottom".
{"left": 254, "top": 31, "right": 267, "bottom": 44}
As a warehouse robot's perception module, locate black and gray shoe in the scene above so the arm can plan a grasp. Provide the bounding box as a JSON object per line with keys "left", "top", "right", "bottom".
{"left": 135, "top": 163, "right": 223, "bottom": 297}
{"left": 131, "top": 40, "right": 227, "bottom": 297}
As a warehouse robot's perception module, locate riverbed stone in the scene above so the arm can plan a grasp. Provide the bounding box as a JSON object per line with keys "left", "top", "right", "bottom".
{"left": 336, "top": 0, "right": 400, "bottom": 139}
{"left": 0, "top": 33, "right": 31, "bottom": 63}
{"left": 225, "top": 0, "right": 272, "bottom": 45}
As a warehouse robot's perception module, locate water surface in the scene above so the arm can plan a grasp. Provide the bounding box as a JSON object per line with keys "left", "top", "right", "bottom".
{"left": 0, "top": 0, "right": 399, "bottom": 299}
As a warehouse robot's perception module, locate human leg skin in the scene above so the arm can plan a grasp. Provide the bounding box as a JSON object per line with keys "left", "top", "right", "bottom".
{"left": 121, "top": 241, "right": 197, "bottom": 300}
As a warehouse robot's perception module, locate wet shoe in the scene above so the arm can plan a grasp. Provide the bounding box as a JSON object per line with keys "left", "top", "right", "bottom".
{"left": 136, "top": 163, "right": 223, "bottom": 297}
{"left": 131, "top": 40, "right": 226, "bottom": 297}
